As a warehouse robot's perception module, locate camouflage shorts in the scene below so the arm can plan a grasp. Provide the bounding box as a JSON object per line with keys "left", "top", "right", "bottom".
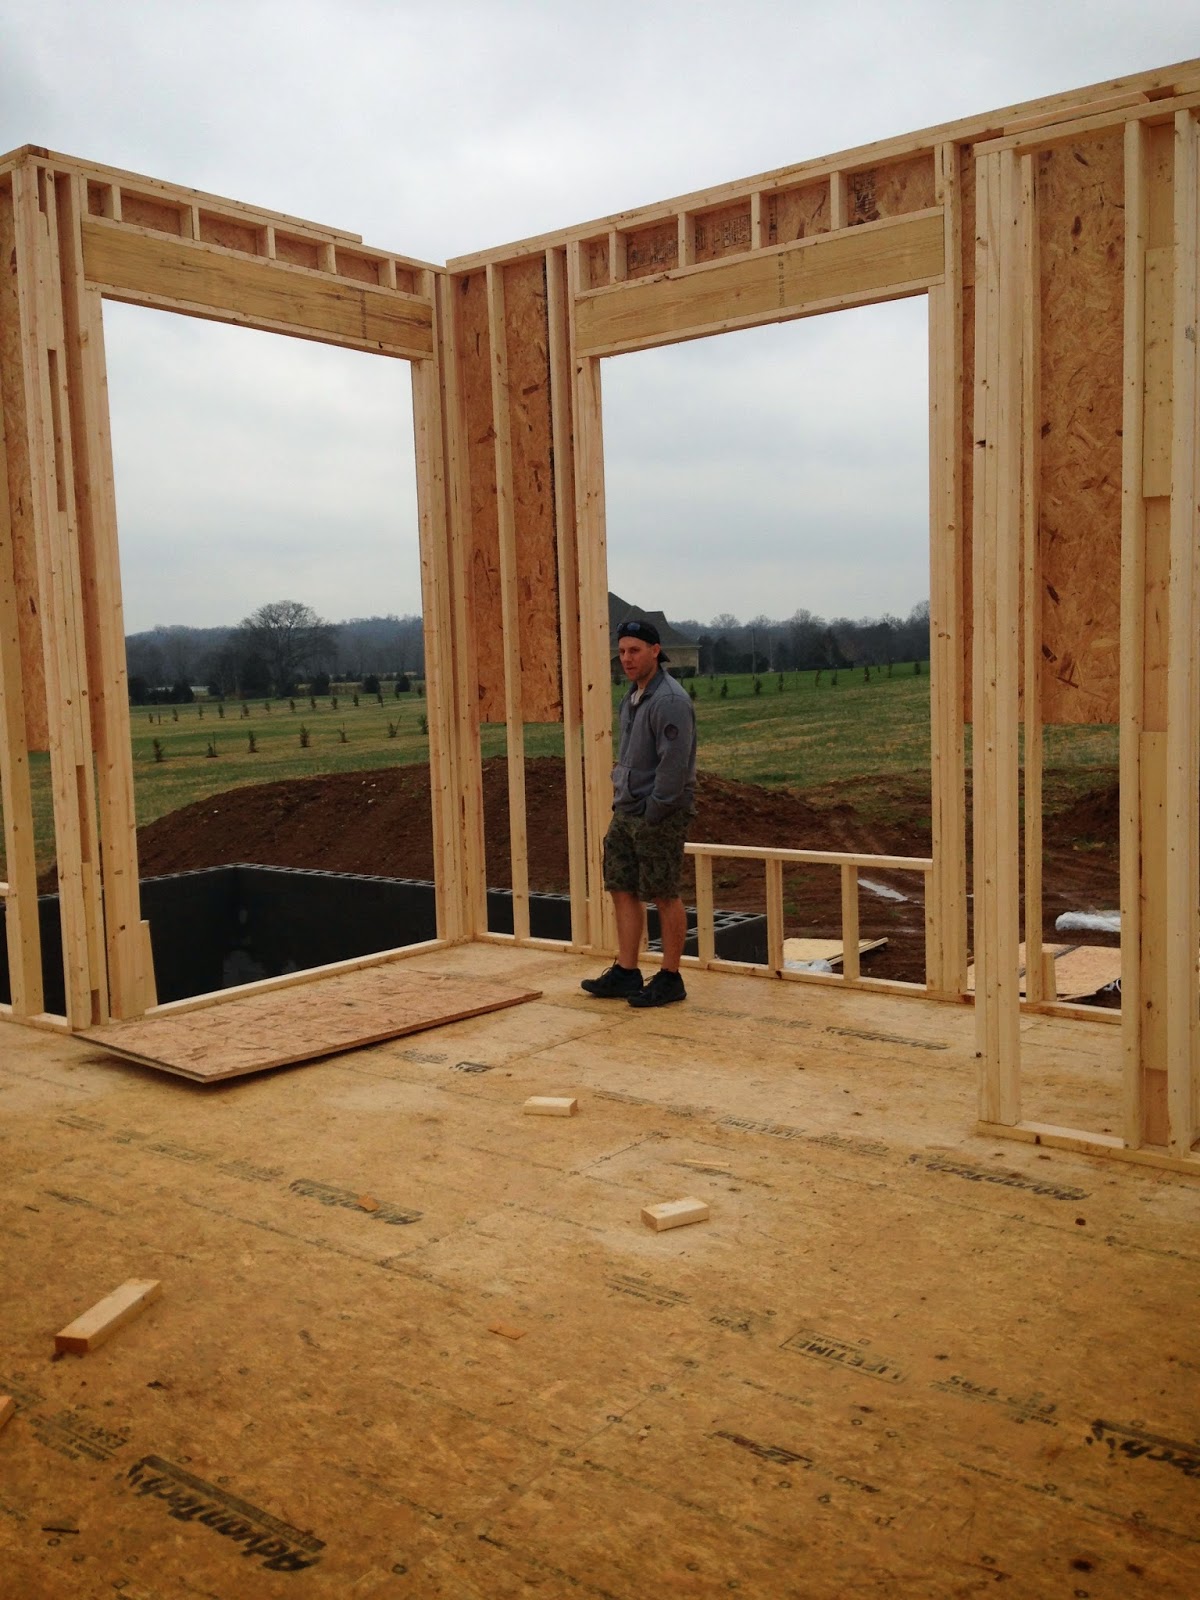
{"left": 603, "top": 809, "right": 691, "bottom": 901}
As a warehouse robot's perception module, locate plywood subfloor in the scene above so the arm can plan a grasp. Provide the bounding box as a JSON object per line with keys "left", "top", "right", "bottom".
{"left": 75, "top": 964, "right": 541, "bottom": 1080}
{"left": 2, "top": 946, "right": 1198, "bottom": 1599}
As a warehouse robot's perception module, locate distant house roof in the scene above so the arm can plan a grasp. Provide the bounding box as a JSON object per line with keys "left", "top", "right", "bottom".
{"left": 608, "top": 593, "right": 698, "bottom": 650}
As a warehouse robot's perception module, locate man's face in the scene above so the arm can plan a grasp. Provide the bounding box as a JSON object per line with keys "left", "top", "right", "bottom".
{"left": 619, "top": 635, "right": 660, "bottom": 687}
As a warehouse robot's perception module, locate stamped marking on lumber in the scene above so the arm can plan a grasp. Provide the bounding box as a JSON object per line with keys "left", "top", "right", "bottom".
{"left": 1, "top": 1374, "right": 148, "bottom": 1463}
{"left": 124, "top": 1455, "right": 324, "bottom": 1572}
{"left": 55, "top": 1279, "right": 162, "bottom": 1355}
{"left": 712, "top": 1429, "right": 814, "bottom": 1470}
{"left": 524, "top": 1095, "right": 578, "bottom": 1116}
{"left": 782, "top": 1329, "right": 908, "bottom": 1385}
{"left": 1087, "top": 1420, "right": 1200, "bottom": 1480}
{"left": 906, "top": 1153, "right": 1089, "bottom": 1202}
{"left": 606, "top": 1273, "right": 691, "bottom": 1308}
{"left": 932, "top": 1372, "right": 1060, "bottom": 1426}
{"left": 825, "top": 1026, "right": 949, "bottom": 1051}
{"left": 642, "top": 1196, "right": 709, "bottom": 1231}
{"left": 289, "top": 1177, "right": 421, "bottom": 1225}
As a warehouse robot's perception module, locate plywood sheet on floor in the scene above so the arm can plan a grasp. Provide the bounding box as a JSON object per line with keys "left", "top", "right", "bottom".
{"left": 967, "top": 941, "right": 1121, "bottom": 1000}
{"left": 2, "top": 945, "right": 1197, "bottom": 1599}
{"left": 75, "top": 964, "right": 541, "bottom": 1080}
{"left": 783, "top": 934, "right": 886, "bottom": 968}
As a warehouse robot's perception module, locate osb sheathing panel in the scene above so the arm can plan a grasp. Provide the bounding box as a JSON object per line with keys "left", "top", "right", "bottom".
{"left": 690, "top": 201, "right": 753, "bottom": 264}
{"left": 119, "top": 191, "right": 188, "bottom": 237}
{"left": 77, "top": 966, "right": 542, "bottom": 1081}
{"left": 454, "top": 270, "right": 504, "bottom": 725}
{"left": 1036, "top": 131, "right": 1124, "bottom": 725}
{"left": 582, "top": 236, "right": 609, "bottom": 289}
{"left": 766, "top": 180, "right": 830, "bottom": 245}
{"left": 197, "top": 211, "right": 259, "bottom": 255}
{"left": 501, "top": 256, "right": 562, "bottom": 723}
{"left": 624, "top": 218, "right": 679, "bottom": 280}
{"left": 848, "top": 154, "right": 937, "bottom": 225}
{"left": 0, "top": 178, "right": 49, "bottom": 751}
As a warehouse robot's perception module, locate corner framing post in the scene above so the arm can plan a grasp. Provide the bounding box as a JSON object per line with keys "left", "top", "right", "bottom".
{"left": 438, "top": 272, "right": 488, "bottom": 940}
{"left": 11, "top": 157, "right": 108, "bottom": 1028}
{"left": 414, "top": 269, "right": 468, "bottom": 943}
{"left": 1122, "top": 112, "right": 1190, "bottom": 1150}
{"left": 972, "top": 148, "right": 1023, "bottom": 1125}
{"left": 546, "top": 247, "right": 589, "bottom": 948}
{"left": 485, "top": 263, "right": 531, "bottom": 941}
{"left": 1163, "top": 109, "right": 1200, "bottom": 1154}
{"left": 567, "top": 243, "right": 617, "bottom": 955}
{"left": 1018, "top": 152, "right": 1046, "bottom": 1004}
{"left": 1119, "top": 116, "right": 1152, "bottom": 1145}
{"left": 0, "top": 173, "right": 44, "bottom": 1017}
{"left": 927, "top": 141, "right": 968, "bottom": 996}
{"left": 56, "top": 171, "right": 155, "bottom": 1016}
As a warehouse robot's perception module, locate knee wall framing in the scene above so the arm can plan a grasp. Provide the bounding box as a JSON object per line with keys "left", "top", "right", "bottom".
{"left": 1, "top": 56, "right": 1199, "bottom": 1169}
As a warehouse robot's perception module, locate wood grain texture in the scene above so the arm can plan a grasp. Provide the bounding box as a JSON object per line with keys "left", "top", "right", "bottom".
{"left": 575, "top": 212, "right": 945, "bottom": 356}
{"left": 55, "top": 1278, "right": 162, "bottom": 1354}
{"left": 0, "top": 176, "right": 48, "bottom": 753}
{"left": 78, "top": 966, "right": 541, "bottom": 1081}
{"left": 81, "top": 220, "right": 433, "bottom": 357}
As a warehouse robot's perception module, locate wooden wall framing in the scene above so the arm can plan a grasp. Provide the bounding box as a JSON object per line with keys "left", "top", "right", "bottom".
{"left": 0, "top": 146, "right": 454, "bottom": 1027}
{"left": 3, "top": 56, "right": 1200, "bottom": 1174}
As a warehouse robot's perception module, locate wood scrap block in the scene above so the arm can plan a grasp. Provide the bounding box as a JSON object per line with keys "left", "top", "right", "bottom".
{"left": 55, "top": 1279, "right": 162, "bottom": 1355}
{"left": 523, "top": 1096, "right": 578, "bottom": 1117}
{"left": 488, "top": 1323, "right": 526, "bottom": 1340}
{"left": 641, "top": 1197, "right": 710, "bottom": 1232}
{"left": 0, "top": 1395, "right": 15, "bottom": 1431}
{"left": 358, "top": 1195, "right": 381, "bottom": 1212}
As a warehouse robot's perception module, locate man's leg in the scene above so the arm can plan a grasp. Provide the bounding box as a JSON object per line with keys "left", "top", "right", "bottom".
{"left": 613, "top": 890, "right": 646, "bottom": 969}
{"left": 654, "top": 896, "right": 687, "bottom": 973}
{"left": 581, "top": 818, "right": 646, "bottom": 996}
{"left": 627, "top": 815, "right": 690, "bottom": 1007}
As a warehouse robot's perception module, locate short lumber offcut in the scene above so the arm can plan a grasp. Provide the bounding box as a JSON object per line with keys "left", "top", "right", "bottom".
{"left": 0, "top": 1395, "right": 15, "bottom": 1431}
{"left": 54, "top": 1279, "right": 162, "bottom": 1355}
{"left": 523, "top": 1095, "right": 578, "bottom": 1116}
{"left": 641, "top": 1197, "right": 710, "bottom": 1231}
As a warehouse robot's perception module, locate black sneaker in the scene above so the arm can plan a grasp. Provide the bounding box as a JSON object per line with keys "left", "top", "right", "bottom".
{"left": 581, "top": 963, "right": 643, "bottom": 998}
{"left": 627, "top": 969, "right": 687, "bottom": 1008}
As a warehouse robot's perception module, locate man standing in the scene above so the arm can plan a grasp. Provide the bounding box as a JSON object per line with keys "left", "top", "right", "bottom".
{"left": 581, "top": 618, "right": 697, "bottom": 1008}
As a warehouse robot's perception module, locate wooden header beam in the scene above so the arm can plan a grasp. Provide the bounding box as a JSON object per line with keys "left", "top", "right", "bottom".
{"left": 574, "top": 210, "right": 944, "bottom": 355}
{"left": 82, "top": 219, "right": 434, "bottom": 357}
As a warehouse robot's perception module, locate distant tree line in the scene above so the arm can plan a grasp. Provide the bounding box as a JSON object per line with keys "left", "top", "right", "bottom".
{"left": 676, "top": 601, "right": 930, "bottom": 675}
{"left": 124, "top": 598, "right": 930, "bottom": 704}
{"left": 125, "top": 604, "right": 426, "bottom": 703}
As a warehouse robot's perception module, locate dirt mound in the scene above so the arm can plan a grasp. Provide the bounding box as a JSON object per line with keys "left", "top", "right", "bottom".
{"left": 130, "top": 756, "right": 1120, "bottom": 986}
{"left": 133, "top": 758, "right": 932, "bottom": 887}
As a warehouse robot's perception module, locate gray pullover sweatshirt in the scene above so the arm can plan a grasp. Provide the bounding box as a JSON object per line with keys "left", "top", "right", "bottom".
{"left": 611, "top": 668, "right": 697, "bottom": 823}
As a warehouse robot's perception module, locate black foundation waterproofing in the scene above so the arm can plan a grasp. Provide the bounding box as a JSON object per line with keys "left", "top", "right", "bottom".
{"left": 0, "top": 866, "right": 768, "bottom": 1015}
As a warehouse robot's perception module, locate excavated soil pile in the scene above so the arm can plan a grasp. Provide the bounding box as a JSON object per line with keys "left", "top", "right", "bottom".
{"left": 132, "top": 757, "right": 1121, "bottom": 985}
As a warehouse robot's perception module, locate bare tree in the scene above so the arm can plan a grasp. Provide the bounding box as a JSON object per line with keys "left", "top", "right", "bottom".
{"left": 232, "top": 600, "right": 336, "bottom": 695}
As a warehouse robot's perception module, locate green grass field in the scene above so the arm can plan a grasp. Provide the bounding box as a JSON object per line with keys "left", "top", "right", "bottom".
{"left": 3, "top": 664, "right": 1120, "bottom": 877}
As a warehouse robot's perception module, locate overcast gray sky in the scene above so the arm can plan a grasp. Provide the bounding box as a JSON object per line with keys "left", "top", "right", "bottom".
{"left": 3, "top": 1, "right": 1196, "bottom": 633}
